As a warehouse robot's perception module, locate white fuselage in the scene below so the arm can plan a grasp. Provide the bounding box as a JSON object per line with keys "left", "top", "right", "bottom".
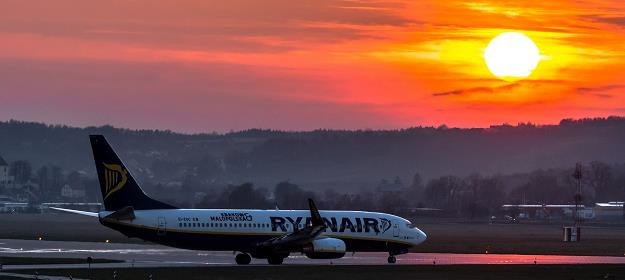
{"left": 99, "top": 208, "right": 427, "bottom": 252}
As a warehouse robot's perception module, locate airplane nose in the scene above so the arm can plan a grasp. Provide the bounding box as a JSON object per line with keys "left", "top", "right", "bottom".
{"left": 415, "top": 228, "right": 427, "bottom": 244}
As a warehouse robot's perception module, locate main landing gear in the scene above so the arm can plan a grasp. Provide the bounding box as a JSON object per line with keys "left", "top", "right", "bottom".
{"left": 235, "top": 253, "right": 251, "bottom": 265}
{"left": 387, "top": 255, "right": 397, "bottom": 264}
{"left": 267, "top": 255, "right": 284, "bottom": 265}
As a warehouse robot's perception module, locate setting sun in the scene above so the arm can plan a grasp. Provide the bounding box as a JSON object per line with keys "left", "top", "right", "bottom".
{"left": 484, "top": 32, "right": 541, "bottom": 81}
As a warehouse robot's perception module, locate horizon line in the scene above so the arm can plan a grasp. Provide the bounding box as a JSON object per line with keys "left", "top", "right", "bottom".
{"left": 2, "top": 115, "right": 625, "bottom": 136}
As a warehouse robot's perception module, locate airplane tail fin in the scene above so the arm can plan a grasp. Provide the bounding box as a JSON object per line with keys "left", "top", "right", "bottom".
{"left": 90, "top": 135, "right": 176, "bottom": 211}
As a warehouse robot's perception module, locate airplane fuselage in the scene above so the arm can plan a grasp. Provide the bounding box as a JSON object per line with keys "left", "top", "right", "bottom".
{"left": 100, "top": 208, "right": 426, "bottom": 256}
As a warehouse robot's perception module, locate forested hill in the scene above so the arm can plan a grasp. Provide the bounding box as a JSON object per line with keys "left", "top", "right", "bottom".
{"left": 1, "top": 117, "right": 624, "bottom": 191}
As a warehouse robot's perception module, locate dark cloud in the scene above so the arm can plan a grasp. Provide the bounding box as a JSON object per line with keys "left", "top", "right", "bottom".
{"left": 588, "top": 15, "right": 625, "bottom": 26}
{"left": 576, "top": 84, "right": 624, "bottom": 98}
{"left": 432, "top": 83, "right": 521, "bottom": 97}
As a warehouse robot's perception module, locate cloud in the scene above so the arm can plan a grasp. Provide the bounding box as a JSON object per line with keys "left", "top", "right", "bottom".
{"left": 0, "top": 0, "right": 415, "bottom": 52}
{"left": 576, "top": 84, "right": 625, "bottom": 98}
{"left": 589, "top": 15, "right": 625, "bottom": 27}
{"left": 432, "top": 83, "right": 521, "bottom": 97}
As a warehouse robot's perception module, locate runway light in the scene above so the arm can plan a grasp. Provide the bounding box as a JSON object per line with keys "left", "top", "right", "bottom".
{"left": 105, "top": 240, "right": 110, "bottom": 243}
{"left": 38, "top": 237, "right": 42, "bottom": 241}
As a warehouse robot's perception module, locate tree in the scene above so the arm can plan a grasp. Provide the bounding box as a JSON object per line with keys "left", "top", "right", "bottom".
{"left": 587, "top": 161, "right": 613, "bottom": 202}
{"left": 423, "top": 176, "right": 463, "bottom": 210}
{"left": 405, "top": 172, "right": 424, "bottom": 206}
{"left": 377, "top": 191, "right": 407, "bottom": 215}
{"left": 511, "top": 170, "right": 566, "bottom": 204}
{"left": 274, "top": 181, "right": 315, "bottom": 209}
{"left": 202, "top": 183, "right": 270, "bottom": 209}
{"left": 9, "top": 160, "right": 32, "bottom": 184}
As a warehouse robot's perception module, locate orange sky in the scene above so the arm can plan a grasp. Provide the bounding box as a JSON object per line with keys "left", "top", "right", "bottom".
{"left": 1, "top": 0, "right": 624, "bottom": 132}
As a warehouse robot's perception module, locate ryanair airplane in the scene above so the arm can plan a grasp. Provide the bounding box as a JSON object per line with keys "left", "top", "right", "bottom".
{"left": 53, "top": 135, "right": 427, "bottom": 265}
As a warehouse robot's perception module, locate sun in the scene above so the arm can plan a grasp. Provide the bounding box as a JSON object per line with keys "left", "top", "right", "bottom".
{"left": 484, "top": 32, "right": 540, "bottom": 81}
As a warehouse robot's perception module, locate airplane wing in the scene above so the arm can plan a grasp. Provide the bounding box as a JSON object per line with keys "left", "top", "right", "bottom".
{"left": 257, "top": 199, "right": 327, "bottom": 249}
{"left": 49, "top": 207, "right": 99, "bottom": 217}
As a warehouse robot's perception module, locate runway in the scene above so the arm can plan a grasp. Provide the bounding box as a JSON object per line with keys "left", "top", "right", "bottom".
{"left": 1, "top": 238, "right": 624, "bottom": 269}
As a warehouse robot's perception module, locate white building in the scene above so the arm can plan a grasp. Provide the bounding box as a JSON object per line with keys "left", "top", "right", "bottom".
{"left": 60, "top": 184, "right": 86, "bottom": 199}
{"left": 594, "top": 202, "right": 624, "bottom": 220}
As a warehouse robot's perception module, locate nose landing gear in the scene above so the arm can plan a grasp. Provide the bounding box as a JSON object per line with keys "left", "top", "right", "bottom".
{"left": 235, "top": 253, "right": 251, "bottom": 265}
{"left": 387, "top": 255, "right": 397, "bottom": 264}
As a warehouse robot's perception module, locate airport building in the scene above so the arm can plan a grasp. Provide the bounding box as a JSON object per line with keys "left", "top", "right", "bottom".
{"left": 502, "top": 202, "right": 624, "bottom": 220}
{"left": 594, "top": 202, "right": 624, "bottom": 219}
{"left": 60, "top": 184, "right": 87, "bottom": 199}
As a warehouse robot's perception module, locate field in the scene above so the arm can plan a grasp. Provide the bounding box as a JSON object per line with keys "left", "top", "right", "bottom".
{"left": 7, "top": 265, "right": 625, "bottom": 280}
{"left": 2, "top": 213, "right": 625, "bottom": 256}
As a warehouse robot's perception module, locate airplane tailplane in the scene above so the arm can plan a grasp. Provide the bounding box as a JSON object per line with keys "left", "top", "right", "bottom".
{"left": 90, "top": 135, "right": 177, "bottom": 211}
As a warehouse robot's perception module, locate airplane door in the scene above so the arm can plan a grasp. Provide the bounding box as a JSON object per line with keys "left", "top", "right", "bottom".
{"left": 157, "top": 216, "right": 166, "bottom": 236}
{"left": 392, "top": 223, "right": 399, "bottom": 237}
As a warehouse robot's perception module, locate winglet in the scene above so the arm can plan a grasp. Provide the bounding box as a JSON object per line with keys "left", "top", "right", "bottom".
{"left": 308, "top": 198, "right": 324, "bottom": 227}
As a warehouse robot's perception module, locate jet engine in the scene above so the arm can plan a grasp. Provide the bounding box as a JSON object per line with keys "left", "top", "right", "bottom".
{"left": 303, "top": 237, "right": 346, "bottom": 259}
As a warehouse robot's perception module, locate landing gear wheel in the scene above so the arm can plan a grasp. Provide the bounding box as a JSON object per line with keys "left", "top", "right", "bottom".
{"left": 387, "top": 256, "right": 397, "bottom": 264}
{"left": 267, "top": 256, "right": 284, "bottom": 265}
{"left": 235, "top": 253, "right": 251, "bottom": 265}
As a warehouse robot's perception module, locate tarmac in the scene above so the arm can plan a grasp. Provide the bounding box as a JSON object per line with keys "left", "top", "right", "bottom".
{"left": 1, "top": 238, "right": 624, "bottom": 269}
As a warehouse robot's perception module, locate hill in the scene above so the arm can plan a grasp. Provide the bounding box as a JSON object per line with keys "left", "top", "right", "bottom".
{"left": 1, "top": 117, "right": 624, "bottom": 193}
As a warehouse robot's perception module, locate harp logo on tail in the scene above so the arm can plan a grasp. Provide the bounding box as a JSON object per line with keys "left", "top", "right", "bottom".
{"left": 103, "top": 163, "right": 128, "bottom": 200}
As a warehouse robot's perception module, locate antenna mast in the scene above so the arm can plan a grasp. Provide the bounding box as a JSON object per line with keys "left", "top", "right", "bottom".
{"left": 572, "top": 163, "right": 583, "bottom": 227}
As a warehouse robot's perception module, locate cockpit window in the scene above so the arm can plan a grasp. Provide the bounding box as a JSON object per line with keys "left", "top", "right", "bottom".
{"left": 406, "top": 223, "right": 415, "bottom": 229}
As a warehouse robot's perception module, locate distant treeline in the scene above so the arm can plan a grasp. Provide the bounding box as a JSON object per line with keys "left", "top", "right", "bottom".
{"left": 181, "top": 160, "right": 625, "bottom": 217}
{"left": 1, "top": 117, "right": 625, "bottom": 210}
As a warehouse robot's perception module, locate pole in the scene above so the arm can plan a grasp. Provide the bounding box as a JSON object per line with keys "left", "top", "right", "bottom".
{"left": 572, "top": 163, "right": 583, "bottom": 228}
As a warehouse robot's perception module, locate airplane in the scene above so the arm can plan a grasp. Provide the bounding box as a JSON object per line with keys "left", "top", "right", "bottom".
{"left": 52, "top": 135, "right": 427, "bottom": 265}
